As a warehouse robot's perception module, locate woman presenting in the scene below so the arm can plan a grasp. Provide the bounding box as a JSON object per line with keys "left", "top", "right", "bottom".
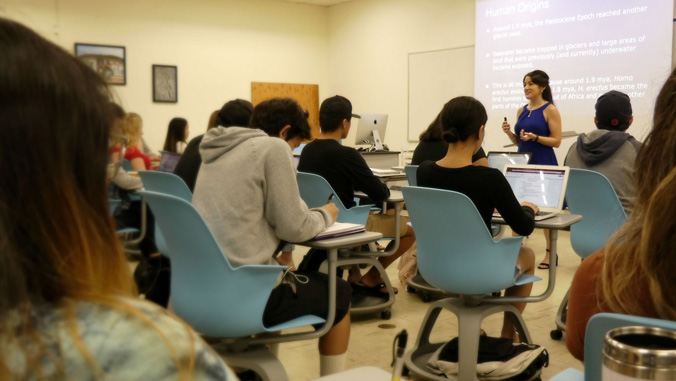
{"left": 502, "top": 69, "right": 562, "bottom": 269}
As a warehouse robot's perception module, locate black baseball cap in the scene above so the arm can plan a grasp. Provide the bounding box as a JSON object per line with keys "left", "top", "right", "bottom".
{"left": 320, "top": 95, "right": 361, "bottom": 121}
{"left": 595, "top": 90, "right": 632, "bottom": 131}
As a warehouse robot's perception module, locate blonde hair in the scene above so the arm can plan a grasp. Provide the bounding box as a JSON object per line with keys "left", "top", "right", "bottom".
{"left": 0, "top": 18, "right": 197, "bottom": 379}
{"left": 124, "top": 112, "right": 143, "bottom": 149}
{"left": 601, "top": 67, "right": 676, "bottom": 319}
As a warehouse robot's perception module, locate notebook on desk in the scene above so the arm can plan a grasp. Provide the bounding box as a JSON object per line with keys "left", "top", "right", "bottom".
{"left": 314, "top": 222, "right": 366, "bottom": 240}
{"left": 494, "top": 164, "right": 570, "bottom": 221}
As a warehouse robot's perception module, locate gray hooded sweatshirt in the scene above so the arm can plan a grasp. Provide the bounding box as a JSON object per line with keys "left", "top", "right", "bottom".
{"left": 564, "top": 129, "right": 640, "bottom": 214}
{"left": 193, "top": 127, "right": 332, "bottom": 267}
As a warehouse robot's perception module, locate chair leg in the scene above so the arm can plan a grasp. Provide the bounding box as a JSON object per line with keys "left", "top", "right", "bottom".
{"left": 457, "top": 312, "right": 483, "bottom": 381}
{"left": 505, "top": 309, "right": 533, "bottom": 344}
{"left": 218, "top": 345, "right": 289, "bottom": 381}
{"left": 413, "top": 303, "right": 445, "bottom": 348}
{"left": 554, "top": 287, "right": 570, "bottom": 331}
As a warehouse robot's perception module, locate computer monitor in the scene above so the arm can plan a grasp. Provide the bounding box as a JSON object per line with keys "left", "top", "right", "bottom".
{"left": 354, "top": 114, "right": 388, "bottom": 150}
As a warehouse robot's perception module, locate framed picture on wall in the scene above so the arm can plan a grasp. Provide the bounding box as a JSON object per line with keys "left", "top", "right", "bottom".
{"left": 74, "top": 43, "right": 126, "bottom": 85}
{"left": 152, "top": 64, "right": 178, "bottom": 103}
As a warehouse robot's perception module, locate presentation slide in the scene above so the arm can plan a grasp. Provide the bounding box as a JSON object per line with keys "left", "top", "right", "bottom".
{"left": 475, "top": 0, "right": 673, "bottom": 140}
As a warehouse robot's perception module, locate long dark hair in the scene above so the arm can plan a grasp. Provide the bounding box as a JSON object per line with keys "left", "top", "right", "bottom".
{"left": 419, "top": 113, "right": 443, "bottom": 142}
{"left": 163, "top": 117, "right": 188, "bottom": 152}
{"left": 0, "top": 17, "right": 201, "bottom": 379}
{"left": 0, "top": 16, "right": 138, "bottom": 374}
{"left": 438, "top": 96, "right": 487, "bottom": 144}
{"left": 524, "top": 70, "right": 554, "bottom": 104}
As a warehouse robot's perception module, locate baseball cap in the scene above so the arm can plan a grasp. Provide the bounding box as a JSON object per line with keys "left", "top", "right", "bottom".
{"left": 320, "top": 95, "right": 361, "bottom": 121}
{"left": 595, "top": 90, "right": 632, "bottom": 131}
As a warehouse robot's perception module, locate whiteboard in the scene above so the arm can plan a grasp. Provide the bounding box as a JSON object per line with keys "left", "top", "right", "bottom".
{"left": 407, "top": 46, "right": 475, "bottom": 142}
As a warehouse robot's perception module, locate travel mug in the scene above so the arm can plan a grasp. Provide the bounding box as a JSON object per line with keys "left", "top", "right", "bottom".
{"left": 602, "top": 326, "right": 676, "bottom": 380}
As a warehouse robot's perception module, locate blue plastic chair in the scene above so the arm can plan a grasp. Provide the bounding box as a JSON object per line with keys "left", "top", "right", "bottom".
{"left": 404, "top": 165, "right": 418, "bottom": 186}
{"left": 402, "top": 186, "right": 542, "bottom": 381}
{"left": 122, "top": 159, "right": 133, "bottom": 171}
{"left": 551, "top": 169, "right": 628, "bottom": 339}
{"left": 138, "top": 171, "right": 192, "bottom": 202}
{"left": 296, "top": 171, "right": 397, "bottom": 319}
{"left": 296, "top": 172, "right": 372, "bottom": 225}
{"left": 137, "top": 171, "right": 193, "bottom": 257}
{"left": 566, "top": 169, "right": 627, "bottom": 258}
{"left": 550, "top": 313, "right": 676, "bottom": 381}
{"left": 139, "top": 190, "right": 331, "bottom": 379}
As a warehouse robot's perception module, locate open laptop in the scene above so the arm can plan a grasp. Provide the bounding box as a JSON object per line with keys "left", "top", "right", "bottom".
{"left": 495, "top": 164, "right": 570, "bottom": 221}
{"left": 487, "top": 151, "right": 532, "bottom": 171}
{"left": 157, "top": 150, "right": 182, "bottom": 173}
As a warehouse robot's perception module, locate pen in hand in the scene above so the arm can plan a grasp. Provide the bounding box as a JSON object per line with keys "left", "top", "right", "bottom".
{"left": 326, "top": 193, "right": 335, "bottom": 204}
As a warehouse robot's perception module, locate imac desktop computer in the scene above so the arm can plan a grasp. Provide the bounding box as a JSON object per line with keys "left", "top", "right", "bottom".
{"left": 354, "top": 114, "right": 389, "bottom": 151}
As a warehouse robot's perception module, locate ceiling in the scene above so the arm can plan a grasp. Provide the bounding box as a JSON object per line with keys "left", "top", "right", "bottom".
{"left": 275, "top": 0, "right": 356, "bottom": 6}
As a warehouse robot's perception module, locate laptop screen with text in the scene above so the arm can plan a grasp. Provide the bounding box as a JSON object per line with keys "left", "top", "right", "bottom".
{"left": 503, "top": 166, "right": 567, "bottom": 210}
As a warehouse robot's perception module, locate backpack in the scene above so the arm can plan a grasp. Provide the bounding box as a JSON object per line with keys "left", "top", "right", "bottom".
{"left": 133, "top": 255, "right": 171, "bottom": 308}
{"left": 427, "top": 336, "right": 549, "bottom": 380}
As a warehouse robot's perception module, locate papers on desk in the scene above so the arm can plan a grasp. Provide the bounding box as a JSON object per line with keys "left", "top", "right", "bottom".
{"left": 370, "top": 168, "right": 402, "bottom": 176}
{"left": 314, "top": 222, "right": 366, "bottom": 240}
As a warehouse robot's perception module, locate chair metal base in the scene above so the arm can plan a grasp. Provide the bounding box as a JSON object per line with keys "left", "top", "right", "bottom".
{"left": 551, "top": 287, "right": 570, "bottom": 340}
{"left": 404, "top": 297, "right": 532, "bottom": 381}
{"left": 319, "top": 252, "right": 396, "bottom": 319}
{"left": 216, "top": 344, "right": 289, "bottom": 381}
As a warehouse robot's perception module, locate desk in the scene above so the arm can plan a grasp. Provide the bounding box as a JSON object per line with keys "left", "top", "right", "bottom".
{"left": 261, "top": 231, "right": 384, "bottom": 342}
{"left": 299, "top": 232, "right": 394, "bottom": 320}
{"left": 354, "top": 190, "right": 404, "bottom": 257}
{"left": 491, "top": 213, "right": 582, "bottom": 303}
{"left": 312, "top": 366, "right": 391, "bottom": 380}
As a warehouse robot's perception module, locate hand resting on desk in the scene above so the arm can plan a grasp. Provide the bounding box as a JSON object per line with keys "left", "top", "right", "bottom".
{"left": 521, "top": 201, "right": 539, "bottom": 214}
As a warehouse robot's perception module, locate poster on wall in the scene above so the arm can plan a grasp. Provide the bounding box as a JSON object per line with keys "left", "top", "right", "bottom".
{"left": 74, "top": 43, "right": 126, "bottom": 85}
{"left": 152, "top": 65, "right": 178, "bottom": 103}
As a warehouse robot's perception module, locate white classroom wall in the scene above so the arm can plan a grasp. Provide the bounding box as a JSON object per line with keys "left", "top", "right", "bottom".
{"left": 3, "top": 0, "right": 675, "bottom": 157}
{"left": 330, "top": 0, "right": 676, "bottom": 161}
{"left": 328, "top": 0, "right": 475, "bottom": 152}
{"left": 1, "top": 0, "right": 330, "bottom": 150}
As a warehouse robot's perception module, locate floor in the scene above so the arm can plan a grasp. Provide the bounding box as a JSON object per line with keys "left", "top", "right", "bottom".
{"left": 277, "top": 225, "right": 585, "bottom": 380}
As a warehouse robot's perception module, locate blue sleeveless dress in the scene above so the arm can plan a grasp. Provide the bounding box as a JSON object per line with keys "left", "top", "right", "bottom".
{"left": 514, "top": 103, "right": 558, "bottom": 165}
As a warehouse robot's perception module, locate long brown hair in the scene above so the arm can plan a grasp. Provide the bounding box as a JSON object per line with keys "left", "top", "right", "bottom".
{"left": 601, "top": 67, "right": 676, "bottom": 319}
{"left": 163, "top": 117, "right": 188, "bottom": 152}
{"left": 0, "top": 17, "right": 196, "bottom": 378}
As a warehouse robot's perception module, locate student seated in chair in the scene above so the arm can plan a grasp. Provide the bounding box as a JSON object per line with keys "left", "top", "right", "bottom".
{"left": 416, "top": 96, "right": 538, "bottom": 342}
{"left": 0, "top": 17, "right": 233, "bottom": 379}
{"left": 298, "top": 95, "right": 416, "bottom": 294}
{"left": 566, "top": 68, "right": 676, "bottom": 361}
{"left": 193, "top": 97, "right": 351, "bottom": 376}
{"left": 174, "top": 99, "right": 253, "bottom": 192}
{"left": 564, "top": 90, "right": 640, "bottom": 215}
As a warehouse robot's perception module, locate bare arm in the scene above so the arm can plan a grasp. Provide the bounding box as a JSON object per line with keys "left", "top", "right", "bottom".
{"left": 130, "top": 157, "right": 146, "bottom": 171}
{"left": 473, "top": 157, "right": 489, "bottom": 167}
{"left": 502, "top": 108, "right": 522, "bottom": 146}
